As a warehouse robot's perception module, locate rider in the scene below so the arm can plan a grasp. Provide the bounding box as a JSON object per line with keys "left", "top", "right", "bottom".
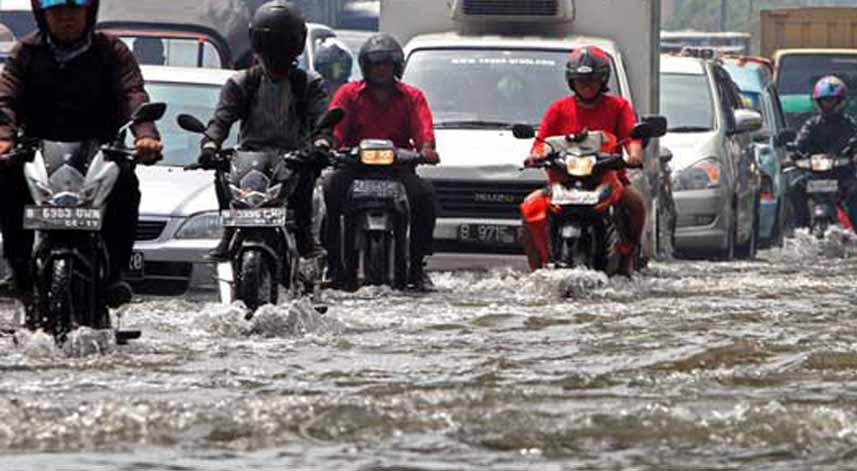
{"left": 793, "top": 75, "right": 857, "bottom": 231}
{"left": 520, "top": 45, "right": 645, "bottom": 276}
{"left": 324, "top": 33, "right": 440, "bottom": 291}
{"left": 0, "top": 0, "right": 162, "bottom": 306}
{"left": 314, "top": 37, "right": 353, "bottom": 97}
{"left": 200, "top": 0, "right": 330, "bottom": 263}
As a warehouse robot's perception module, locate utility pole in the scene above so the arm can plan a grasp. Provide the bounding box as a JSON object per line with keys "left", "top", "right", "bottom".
{"left": 720, "top": 0, "right": 727, "bottom": 32}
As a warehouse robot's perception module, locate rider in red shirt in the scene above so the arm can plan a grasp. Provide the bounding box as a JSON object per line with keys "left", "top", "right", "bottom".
{"left": 520, "top": 46, "right": 646, "bottom": 276}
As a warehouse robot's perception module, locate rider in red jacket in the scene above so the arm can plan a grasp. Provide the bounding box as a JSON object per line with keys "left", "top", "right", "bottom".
{"left": 520, "top": 45, "right": 646, "bottom": 276}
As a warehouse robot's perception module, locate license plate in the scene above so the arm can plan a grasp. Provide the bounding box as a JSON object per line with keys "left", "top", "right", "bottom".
{"left": 551, "top": 186, "right": 600, "bottom": 206}
{"left": 124, "top": 251, "right": 145, "bottom": 280}
{"left": 221, "top": 208, "right": 286, "bottom": 227}
{"left": 806, "top": 179, "right": 838, "bottom": 194}
{"left": 458, "top": 224, "right": 521, "bottom": 245}
{"left": 23, "top": 206, "right": 103, "bottom": 231}
{"left": 350, "top": 179, "right": 403, "bottom": 198}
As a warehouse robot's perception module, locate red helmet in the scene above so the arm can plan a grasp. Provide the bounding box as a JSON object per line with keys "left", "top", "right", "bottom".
{"left": 566, "top": 45, "right": 611, "bottom": 88}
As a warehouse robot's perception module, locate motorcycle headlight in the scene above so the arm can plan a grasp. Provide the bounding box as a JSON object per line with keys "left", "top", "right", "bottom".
{"left": 672, "top": 158, "right": 721, "bottom": 191}
{"left": 810, "top": 154, "right": 834, "bottom": 172}
{"left": 565, "top": 155, "right": 596, "bottom": 177}
{"left": 50, "top": 191, "right": 82, "bottom": 207}
{"left": 175, "top": 211, "right": 223, "bottom": 240}
{"left": 360, "top": 148, "right": 395, "bottom": 165}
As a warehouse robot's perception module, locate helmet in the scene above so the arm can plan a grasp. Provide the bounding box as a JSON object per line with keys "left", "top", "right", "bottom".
{"left": 565, "top": 45, "right": 611, "bottom": 91}
{"left": 813, "top": 75, "right": 848, "bottom": 115}
{"left": 358, "top": 33, "right": 405, "bottom": 85}
{"left": 315, "top": 37, "right": 354, "bottom": 85}
{"left": 30, "top": 0, "right": 99, "bottom": 40}
{"left": 249, "top": 0, "right": 307, "bottom": 72}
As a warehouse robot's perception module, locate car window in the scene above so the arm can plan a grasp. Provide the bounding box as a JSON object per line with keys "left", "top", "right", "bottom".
{"left": 767, "top": 86, "right": 786, "bottom": 131}
{"left": 713, "top": 69, "right": 739, "bottom": 131}
{"left": 660, "top": 72, "right": 715, "bottom": 131}
{"left": 403, "top": 48, "right": 620, "bottom": 127}
{"left": 777, "top": 54, "right": 857, "bottom": 96}
{"left": 0, "top": 11, "right": 35, "bottom": 38}
{"left": 119, "top": 36, "right": 222, "bottom": 68}
{"left": 133, "top": 81, "right": 237, "bottom": 167}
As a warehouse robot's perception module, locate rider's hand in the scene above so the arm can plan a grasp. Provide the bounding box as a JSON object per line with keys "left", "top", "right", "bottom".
{"left": 526, "top": 151, "right": 545, "bottom": 166}
{"left": 198, "top": 142, "right": 219, "bottom": 166}
{"left": 135, "top": 137, "right": 163, "bottom": 165}
{"left": 0, "top": 139, "right": 14, "bottom": 160}
{"left": 421, "top": 146, "right": 440, "bottom": 165}
{"left": 625, "top": 153, "right": 643, "bottom": 167}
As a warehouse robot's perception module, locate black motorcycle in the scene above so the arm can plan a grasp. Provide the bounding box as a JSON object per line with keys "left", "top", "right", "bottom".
{"left": 178, "top": 110, "right": 342, "bottom": 314}
{"left": 5, "top": 103, "right": 166, "bottom": 342}
{"left": 330, "top": 140, "right": 423, "bottom": 289}
{"left": 790, "top": 142, "right": 857, "bottom": 239}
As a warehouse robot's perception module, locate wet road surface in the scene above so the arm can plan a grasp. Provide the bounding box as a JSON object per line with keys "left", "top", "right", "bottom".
{"left": 3, "top": 230, "right": 857, "bottom": 470}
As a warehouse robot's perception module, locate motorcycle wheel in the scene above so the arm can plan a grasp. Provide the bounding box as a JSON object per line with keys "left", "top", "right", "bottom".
{"left": 366, "top": 233, "right": 388, "bottom": 286}
{"left": 393, "top": 224, "right": 408, "bottom": 290}
{"left": 812, "top": 220, "right": 828, "bottom": 240}
{"left": 238, "top": 250, "right": 277, "bottom": 314}
{"left": 558, "top": 237, "right": 575, "bottom": 268}
{"left": 47, "top": 258, "right": 75, "bottom": 340}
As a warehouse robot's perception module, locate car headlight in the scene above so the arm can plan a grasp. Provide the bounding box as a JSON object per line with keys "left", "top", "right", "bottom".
{"left": 175, "top": 211, "right": 223, "bottom": 239}
{"left": 672, "top": 158, "right": 721, "bottom": 191}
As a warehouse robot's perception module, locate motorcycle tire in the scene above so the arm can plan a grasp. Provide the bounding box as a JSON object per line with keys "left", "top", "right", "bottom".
{"left": 47, "top": 258, "right": 75, "bottom": 340}
{"left": 238, "top": 250, "right": 277, "bottom": 314}
{"left": 393, "top": 224, "right": 408, "bottom": 290}
{"left": 366, "top": 233, "right": 388, "bottom": 286}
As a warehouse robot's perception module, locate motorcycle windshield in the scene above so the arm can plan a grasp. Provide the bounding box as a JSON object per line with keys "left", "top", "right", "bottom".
{"left": 229, "top": 151, "right": 279, "bottom": 186}
{"left": 42, "top": 140, "right": 100, "bottom": 194}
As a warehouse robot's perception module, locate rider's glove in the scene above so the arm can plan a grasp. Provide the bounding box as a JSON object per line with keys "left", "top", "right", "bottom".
{"left": 198, "top": 142, "right": 218, "bottom": 167}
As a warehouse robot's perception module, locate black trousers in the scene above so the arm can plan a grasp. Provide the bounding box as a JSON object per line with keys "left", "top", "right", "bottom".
{"left": 0, "top": 162, "right": 139, "bottom": 284}
{"left": 323, "top": 167, "right": 437, "bottom": 274}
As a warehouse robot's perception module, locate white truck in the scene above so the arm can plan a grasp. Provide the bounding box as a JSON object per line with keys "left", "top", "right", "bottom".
{"left": 379, "top": 0, "right": 671, "bottom": 268}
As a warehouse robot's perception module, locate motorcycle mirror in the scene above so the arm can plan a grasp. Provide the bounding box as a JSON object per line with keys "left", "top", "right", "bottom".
{"left": 774, "top": 129, "right": 797, "bottom": 147}
{"left": 512, "top": 124, "right": 536, "bottom": 139}
{"left": 177, "top": 114, "right": 207, "bottom": 134}
{"left": 641, "top": 115, "right": 668, "bottom": 137}
{"left": 630, "top": 122, "right": 654, "bottom": 141}
{"left": 131, "top": 102, "right": 167, "bottom": 124}
{"left": 315, "top": 108, "right": 345, "bottom": 131}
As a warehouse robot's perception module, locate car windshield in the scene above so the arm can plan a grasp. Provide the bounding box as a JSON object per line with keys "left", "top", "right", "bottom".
{"left": 722, "top": 62, "right": 767, "bottom": 94}
{"left": 402, "top": 48, "right": 620, "bottom": 128}
{"left": 777, "top": 54, "right": 857, "bottom": 96}
{"left": 660, "top": 73, "right": 715, "bottom": 131}
{"left": 141, "top": 82, "right": 236, "bottom": 167}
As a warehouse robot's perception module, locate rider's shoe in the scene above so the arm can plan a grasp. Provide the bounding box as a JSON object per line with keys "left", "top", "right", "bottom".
{"left": 106, "top": 281, "right": 133, "bottom": 308}
{"left": 204, "top": 227, "right": 235, "bottom": 262}
{"left": 408, "top": 258, "right": 434, "bottom": 292}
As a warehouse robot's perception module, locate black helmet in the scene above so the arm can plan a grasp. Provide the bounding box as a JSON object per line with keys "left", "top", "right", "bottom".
{"left": 565, "top": 45, "right": 612, "bottom": 92}
{"left": 30, "top": 0, "right": 100, "bottom": 41}
{"left": 315, "top": 37, "right": 354, "bottom": 85}
{"left": 358, "top": 33, "right": 404, "bottom": 85}
{"left": 249, "top": 0, "right": 307, "bottom": 72}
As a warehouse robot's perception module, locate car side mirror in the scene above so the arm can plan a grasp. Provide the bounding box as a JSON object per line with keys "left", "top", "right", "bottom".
{"left": 659, "top": 146, "right": 673, "bottom": 164}
{"left": 732, "top": 109, "right": 763, "bottom": 134}
{"left": 132, "top": 102, "right": 167, "bottom": 124}
{"left": 177, "top": 114, "right": 207, "bottom": 134}
{"left": 641, "top": 115, "right": 668, "bottom": 138}
{"left": 774, "top": 129, "right": 797, "bottom": 147}
{"left": 512, "top": 124, "right": 536, "bottom": 139}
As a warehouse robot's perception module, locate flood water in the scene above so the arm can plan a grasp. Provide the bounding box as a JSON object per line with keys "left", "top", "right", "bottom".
{"left": 3, "top": 230, "right": 857, "bottom": 470}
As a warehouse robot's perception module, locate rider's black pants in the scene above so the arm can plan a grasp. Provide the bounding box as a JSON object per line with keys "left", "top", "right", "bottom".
{"left": 322, "top": 167, "right": 437, "bottom": 275}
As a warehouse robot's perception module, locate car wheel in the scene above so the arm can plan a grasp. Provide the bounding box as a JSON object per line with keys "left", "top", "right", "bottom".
{"left": 721, "top": 206, "right": 736, "bottom": 261}
{"left": 736, "top": 193, "right": 759, "bottom": 259}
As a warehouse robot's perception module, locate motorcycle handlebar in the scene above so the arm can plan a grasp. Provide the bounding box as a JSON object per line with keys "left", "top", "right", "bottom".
{"left": 330, "top": 147, "right": 425, "bottom": 167}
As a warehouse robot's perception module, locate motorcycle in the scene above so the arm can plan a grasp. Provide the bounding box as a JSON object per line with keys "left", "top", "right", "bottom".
{"left": 177, "top": 109, "right": 343, "bottom": 315}
{"left": 790, "top": 142, "right": 857, "bottom": 239}
{"left": 513, "top": 118, "right": 665, "bottom": 273}
{"left": 329, "top": 140, "right": 423, "bottom": 289}
{"left": 5, "top": 102, "right": 166, "bottom": 343}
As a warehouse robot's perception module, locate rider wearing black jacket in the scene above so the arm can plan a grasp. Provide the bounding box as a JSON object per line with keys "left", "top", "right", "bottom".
{"left": 0, "top": 0, "right": 162, "bottom": 306}
{"left": 201, "top": 0, "right": 330, "bottom": 262}
{"left": 792, "top": 75, "right": 857, "bottom": 231}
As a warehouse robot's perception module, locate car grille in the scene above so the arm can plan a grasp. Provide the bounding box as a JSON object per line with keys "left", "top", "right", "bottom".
{"left": 129, "top": 262, "right": 192, "bottom": 296}
{"left": 462, "top": 0, "right": 559, "bottom": 16}
{"left": 136, "top": 220, "right": 167, "bottom": 241}
{"left": 431, "top": 179, "right": 544, "bottom": 219}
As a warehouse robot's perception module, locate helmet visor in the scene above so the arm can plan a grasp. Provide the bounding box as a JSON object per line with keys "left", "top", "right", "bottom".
{"left": 37, "top": 0, "right": 90, "bottom": 9}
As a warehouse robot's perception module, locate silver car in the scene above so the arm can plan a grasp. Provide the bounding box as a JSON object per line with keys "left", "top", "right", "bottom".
{"left": 661, "top": 55, "right": 763, "bottom": 259}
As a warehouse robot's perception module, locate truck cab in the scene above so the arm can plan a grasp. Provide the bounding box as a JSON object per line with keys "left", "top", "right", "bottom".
{"left": 380, "top": 0, "right": 672, "bottom": 265}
